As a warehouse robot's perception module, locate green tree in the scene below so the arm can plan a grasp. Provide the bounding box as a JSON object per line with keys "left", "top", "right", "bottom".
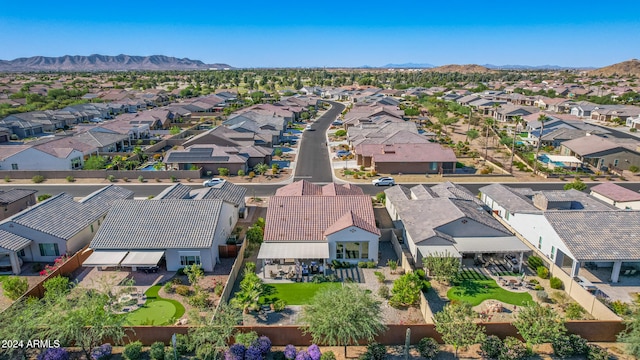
{"left": 510, "top": 116, "right": 525, "bottom": 173}
{"left": 433, "top": 302, "right": 485, "bottom": 358}
{"left": 533, "top": 114, "right": 548, "bottom": 174}
{"left": 0, "top": 298, "right": 47, "bottom": 359}
{"left": 299, "top": 285, "right": 386, "bottom": 358}
{"left": 230, "top": 270, "right": 264, "bottom": 313}
{"left": 218, "top": 167, "right": 230, "bottom": 176}
{"left": 83, "top": 155, "right": 107, "bottom": 170}
{"left": 389, "top": 272, "right": 423, "bottom": 307}
{"left": 618, "top": 309, "right": 640, "bottom": 358}
{"left": 2, "top": 276, "right": 28, "bottom": 300}
{"left": 253, "top": 162, "right": 269, "bottom": 175}
{"left": 513, "top": 302, "right": 566, "bottom": 346}
{"left": 246, "top": 225, "right": 264, "bottom": 245}
{"left": 169, "top": 126, "right": 181, "bottom": 135}
{"left": 466, "top": 129, "right": 480, "bottom": 144}
{"left": 563, "top": 179, "right": 587, "bottom": 191}
{"left": 188, "top": 302, "right": 243, "bottom": 360}
{"left": 42, "top": 275, "right": 71, "bottom": 303}
{"left": 422, "top": 252, "right": 461, "bottom": 284}
{"left": 483, "top": 118, "right": 495, "bottom": 162}
{"left": 184, "top": 263, "right": 204, "bottom": 287}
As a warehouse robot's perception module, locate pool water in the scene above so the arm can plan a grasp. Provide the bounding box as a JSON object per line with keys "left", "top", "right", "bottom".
{"left": 139, "top": 163, "right": 159, "bottom": 171}
{"left": 538, "top": 155, "right": 565, "bottom": 167}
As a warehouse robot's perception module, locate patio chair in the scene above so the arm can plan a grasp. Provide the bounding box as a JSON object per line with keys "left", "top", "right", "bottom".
{"left": 630, "top": 269, "right": 637, "bottom": 275}
{"left": 624, "top": 270, "right": 631, "bottom": 275}
{"left": 270, "top": 270, "right": 277, "bottom": 278}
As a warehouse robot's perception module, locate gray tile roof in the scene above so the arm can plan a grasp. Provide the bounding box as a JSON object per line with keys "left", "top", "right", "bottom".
{"left": 545, "top": 211, "right": 640, "bottom": 261}
{"left": 536, "top": 190, "right": 616, "bottom": 210}
{"left": 0, "top": 189, "right": 36, "bottom": 205}
{"left": 91, "top": 199, "right": 226, "bottom": 249}
{"left": 384, "top": 185, "right": 412, "bottom": 203}
{"left": 590, "top": 183, "right": 640, "bottom": 202}
{"left": 0, "top": 229, "right": 32, "bottom": 251}
{"left": 154, "top": 183, "right": 193, "bottom": 200}
{"left": 191, "top": 181, "right": 247, "bottom": 207}
{"left": 479, "top": 184, "right": 540, "bottom": 213}
{"left": 7, "top": 185, "right": 133, "bottom": 240}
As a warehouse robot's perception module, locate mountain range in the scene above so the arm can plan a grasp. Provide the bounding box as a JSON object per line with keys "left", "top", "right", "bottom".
{"left": 377, "top": 63, "right": 589, "bottom": 70}
{"left": 0, "top": 54, "right": 233, "bottom": 72}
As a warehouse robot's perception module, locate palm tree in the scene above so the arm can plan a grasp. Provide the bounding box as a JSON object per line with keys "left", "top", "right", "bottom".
{"left": 533, "top": 114, "right": 548, "bottom": 174}
{"left": 510, "top": 116, "right": 524, "bottom": 173}
{"left": 484, "top": 118, "right": 495, "bottom": 162}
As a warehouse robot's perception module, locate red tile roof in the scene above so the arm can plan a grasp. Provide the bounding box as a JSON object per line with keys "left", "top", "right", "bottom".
{"left": 360, "top": 143, "right": 457, "bottom": 163}
{"left": 275, "top": 180, "right": 364, "bottom": 196}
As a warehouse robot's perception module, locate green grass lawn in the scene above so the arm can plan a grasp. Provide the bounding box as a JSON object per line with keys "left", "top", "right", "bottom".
{"left": 261, "top": 282, "right": 342, "bottom": 305}
{"left": 447, "top": 269, "right": 532, "bottom": 306}
{"left": 125, "top": 285, "right": 186, "bottom": 326}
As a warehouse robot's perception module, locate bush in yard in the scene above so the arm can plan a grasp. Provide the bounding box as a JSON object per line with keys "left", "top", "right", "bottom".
{"left": 91, "top": 344, "right": 112, "bottom": 360}
{"left": 552, "top": 334, "right": 588, "bottom": 358}
{"left": 272, "top": 351, "right": 286, "bottom": 360}
{"left": 255, "top": 335, "right": 272, "bottom": 355}
{"left": 150, "top": 341, "right": 166, "bottom": 360}
{"left": 609, "top": 300, "right": 631, "bottom": 315}
{"left": 549, "top": 276, "right": 563, "bottom": 289}
{"left": 307, "top": 344, "right": 322, "bottom": 360}
{"left": 284, "top": 344, "right": 297, "bottom": 360}
{"left": 2, "top": 276, "right": 28, "bottom": 300}
{"left": 500, "top": 337, "right": 529, "bottom": 360}
{"left": 138, "top": 175, "right": 145, "bottom": 182}
{"left": 226, "top": 343, "right": 247, "bottom": 360}
{"left": 4, "top": 175, "right": 10, "bottom": 182}
{"left": 587, "top": 344, "right": 611, "bottom": 360}
{"left": 235, "top": 331, "right": 259, "bottom": 347}
{"left": 273, "top": 299, "right": 286, "bottom": 312}
{"left": 218, "top": 167, "right": 230, "bottom": 176}
{"left": 565, "top": 302, "right": 585, "bottom": 319}
{"left": 37, "top": 194, "right": 52, "bottom": 202}
{"left": 65, "top": 176, "right": 75, "bottom": 182}
{"left": 537, "top": 266, "right": 549, "bottom": 279}
{"left": 123, "top": 341, "right": 143, "bottom": 360}
{"left": 175, "top": 285, "right": 191, "bottom": 296}
{"left": 295, "top": 350, "right": 311, "bottom": 360}
{"left": 107, "top": 174, "right": 116, "bottom": 182}
{"left": 375, "top": 192, "right": 386, "bottom": 203}
{"left": 320, "top": 351, "right": 336, "bottom": 360}
{"left": 417, "top": 337, "right": 439, "bottom": 359}
{"left": 527, "top": 256, "right": 543, "bottom": 270}
{"left": 246, "top": 345, "right": 264, "bottom": 360}
{"left": 536, "top": 290, "right": 549, "bottom": 302}
{"left": 374, "top": 271, "right": 386, "bottom": 283}
{"left": 37, "top": 348, "right": 70, "bottom": 360}
{"left": 238, "top": 169, "right": 246, "bottom": 177}
{"left": 480, "top": 335, "right": 504, "bottom": 359}
{"left": 360, "top": 343, "right": 386, "bottom": 360}
{"left": 335, "top": 129, "right": 347, "bottom": 137}
{"left": 32, "top": 175, "right": 46, "bottom": 183}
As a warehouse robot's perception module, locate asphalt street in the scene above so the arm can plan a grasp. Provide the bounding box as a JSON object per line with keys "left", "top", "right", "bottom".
{"left": 4, "top": 182, "right": 640, "bottom": 199}
{"left": 293, "top": 101, "right": 345, "bottom": 182}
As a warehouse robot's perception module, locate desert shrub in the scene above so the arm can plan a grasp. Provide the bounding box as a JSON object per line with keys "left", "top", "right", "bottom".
{"left": 235, "top": 331, "right": 259, "bottom": 347}
{"left": 377, "top": 285, "right": 390, "bottom": 299}
{"left": 218, "top": 167, "right": 230, "bottom": 176}
{"left": 65, "top": 176, "right": 75, "bottom": 182}
{"left": 358, "top": 261, "right": 368, "bottom": 268}
{"left": 138, "top": 175, "right": 145, "bottom": 182}
{"left": 172, "top": 277, "right": 183, "bottom": 285}
{"left": 527, "top": 256, "right": 543, "bottom": 270}
{"left": 155, "top": 177, "right": 161, "bottom": 182}
{"left": 307, "top": 344, "right": 321, "bottom": 360}
{"left": 537, "top": 266, "right": 549, "bottom": 279}
{"left": 529, "top": 279, "right": 539, "bottom": 285}
{"left": 214, "top": 283, "right": 224, "bottom": 296}
{"left": 123, "top": 341, "right": 143, "bottom": 360}
{"left": 536, "top": 290, "right": 549, "bottom": 302}
{"left": 90, "top": 344, "right": 112, "bottom": 360}
{"left": 360, "top": 343, "right": 386, "bottom": 360}
{"left": 150, "top": 341, "right": 166, "bottom": 360}
{"left": 565, "top": 303, "right": 585, "bottom": 319}
{"left": 353, "top": 173, "right": 360, "bottom": 179}
{"left": 175, "top": 285, "right": 191, "bottom": 296}
{"left": 500, "top": 337, "right": 529, "bottom": 360}
{"left": 549, "top": 276, "right": 563, "bottom": 289}
{"left": 273, "top": 299, "right": 286, "bottom": 312}
{"left": 170, "top": 176, "right": 177, "bottom": 182}
{"left": 122, "top": 177, "right": 129, "bottom": 182}
{"left": 238, "top": 169, "right": 246, "bottom": 177}
{"left": 320, "top": 351, "right": 336, "bottom": 360}
{"left": 2, "top": 276, "right": 28, "bottom": 300}
{"left": 249, "top": 171, "right": 256, "bottom": 178}
{"left": 629, "top": 165, "right": 639, "bottom": 173}
{"left": 107, "top": 174, "right": 116, "bottom": 182}
{"left": 609, "top": 300, "right": 631, "bottom": 315}
{"left": 335, "top": 129, "right": 347, "bottom": 137}
{"left": 552, "top": 334, "right": 588, "bottom": 358}
{"left": 37, "top": 194, "right": 52, "bottom": 202}
{"left": 480, "top": 335, "right": 504, "bottom": 359}
{"left": 187, "top": 290, "right": 209, "bottom": 308}
{"left": 534, "top": 285, "right": 544, "bottom": 291}
{"left": 284, "top": 345, "right": 297, "bottom": 360}
{"left": 37, "top": 348, "right": 70, "bottom": 360}
{"left": 417, "top": 337, "right": 439, "bottom": 359}
{"left": 587, "top": 344, "right": 611, "bottom": 360}
{"left": 374, "top": 271, "right": 386, "bottom": 283}
{"left": 367, "top": 261, "right": 376, "bottom": 268}
{"left": 32, "top": 175, "right": 46, "bottom": 183}
{"left": 4, "top": 175, "right": 10, "bottom": 182}
{"left": 480, "top": 166, "right": 494, "bottom": 174}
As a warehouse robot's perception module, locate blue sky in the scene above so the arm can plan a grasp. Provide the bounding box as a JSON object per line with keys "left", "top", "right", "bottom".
{"left": 1, "top": 1, "right": 639, "bottom": 68}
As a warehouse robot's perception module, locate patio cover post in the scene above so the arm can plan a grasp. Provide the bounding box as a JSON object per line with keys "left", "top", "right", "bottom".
{"left": 262, "top": 259, "right": 266, "bottom": 279}
{"left": 518, "top": 252, "right": 523, "bottom": 273}
{"left": 611, "top": 261, "right": 622, "bottom": 283}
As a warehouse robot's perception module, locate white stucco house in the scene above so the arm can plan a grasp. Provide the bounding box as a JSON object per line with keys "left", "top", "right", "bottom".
{"left": 479, "top": 183, "right": 640, "bottom": 283}
{"left": 385, "top": 182, "right": 530, "bottom": 269}
{"left": 0, "top": 145, "right": 86, "bottom": 171}
{"left": 84, "top": 197, "right": 239, "bottom": 272}
{"left": 0, "top": 185, "right": 133, "bottom": 274}
{"left": 258, "top": 181, "right": 380, "bottom": 270}
{"left": 590, "top": 182, "right": 640, "bottom": 210}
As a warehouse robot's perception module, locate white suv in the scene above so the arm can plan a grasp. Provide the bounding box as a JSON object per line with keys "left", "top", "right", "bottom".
{"left": 202, "top": 178, "right": 225, "bottom": 187}
{"left": 372, "top": 177, "right": 395, "bottom": 186}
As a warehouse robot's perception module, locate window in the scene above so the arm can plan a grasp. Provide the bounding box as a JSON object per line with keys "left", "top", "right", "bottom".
{"left": 614, "top": 159, "right": 619, "bottom": 167}
{"left": 538, "top": 236, "right": 542, "bottom": 249}
{"left": 505, "top": 212, "right": 510, "bottom": 220}
{"left": 70, "top": 157, "right": 82, "bottom": 169}
{"left": 550, "top": 246, "right": 555, "bottom": 260}
{"left": 430, "top": 162, "right": 438, "bottom": 171}
{"left": 180, "top": 255, "right": 201, "bottom": 266}
{"left": 39, "top": 243, "right": 60, "bottom": 257}
{"left": 11, "top": 163, "right": 18, "bottom": 170}
{"left": 90, "top": 224, "right": 94, "bottom": 233}
{"left": 335, "top": 241, "right": 369, "bottom": 260}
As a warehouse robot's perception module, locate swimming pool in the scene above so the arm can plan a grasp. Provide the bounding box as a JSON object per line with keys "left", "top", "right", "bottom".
{"left": 139, "top": 163, "right": 159, "bottom": 171}
{"left": 538, "top": 155, "right": 565, "bottom": 168}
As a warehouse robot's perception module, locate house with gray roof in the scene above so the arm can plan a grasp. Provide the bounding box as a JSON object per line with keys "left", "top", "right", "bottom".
{"left": 155, "top": 181, "right": 248, "bottom": 218}
{"left": 590, "top": 183, "right": 640, "bottom": 210}
{"left": 479, "top": 183, "right": 640, "bottom": 283}
{"left": 164, "top": 144, "right": 271, "bottom": 175}
{"left": 385, "top": 183, "right": 529, "bottom": 269}
{"left": 0, "top": 188, "right": 37, "bottom": 221}
{"left": 0, "top": 185, "right": 133, "bottom": 274}
{"left": 560, "top": 135, "right": 640, "bottom": 171}
{"left": 84, "top": 198, "right": 239, "bottom": 272}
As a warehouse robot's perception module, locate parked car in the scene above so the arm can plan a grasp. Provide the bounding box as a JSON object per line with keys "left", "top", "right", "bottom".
{"left": 372, "top": 177, "right": 395, "bottom": 186}
{"left": 332, "top": 120, "right": 343, "bottom": 126}
{"left": 336, "top": 150, "right": 351, "bottom": 157}
{"left": 305, "top": 124, "right": 315, "bottom": 131}
{"left": 138, "top": 266, "right": 159, "bottom": 273}
{"left": 202, "top": 178, "right": 225, "bottom": 187}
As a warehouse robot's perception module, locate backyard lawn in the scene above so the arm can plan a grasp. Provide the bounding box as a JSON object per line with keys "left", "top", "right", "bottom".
{"left": 262, "top": 282, "right": 342, "bottom": 305}
{"left": 447, "top": 270, "right": 532, "bottom": 306}
{"left": 125, "top": 285, "right": 185, "bottom": 326}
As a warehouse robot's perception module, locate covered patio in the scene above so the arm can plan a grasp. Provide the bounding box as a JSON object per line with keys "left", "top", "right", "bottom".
{"left": 83, "top": 250, "right": 165, "bottom": 271}
{"left": 257, "top": 242, "right": 329, "bottom": 281}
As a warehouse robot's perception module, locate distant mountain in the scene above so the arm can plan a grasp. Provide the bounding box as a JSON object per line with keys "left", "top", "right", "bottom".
{"left": 483, "top": 64, "right": 586, "bottom": 70}
{"left": 428, "top": 64, "right": 493, "bottom": 74}
{"left": 589, "top": 59, "right": 640, "bottom": 77}
{"left": 0, "top": 54, "right": 233, "bottom": 72}
{"left": 382, "top": 63, "right": 435, "bottom": 69}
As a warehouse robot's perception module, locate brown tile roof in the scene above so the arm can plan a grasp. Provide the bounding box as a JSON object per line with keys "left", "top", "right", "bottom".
{"left": 562, "top": 135, "right": 639, "bottom": 156}
{"left": 590, "top": 183, "right": 640, "bottom": 202}
{"left": 264, "top": 195, "right": 379, "bottom": 241}
{"left": 274, "top": 180, "right": 363, "bottom": 196}
{"left": 361, "top": 143, "right": 457, "bottom": 163}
